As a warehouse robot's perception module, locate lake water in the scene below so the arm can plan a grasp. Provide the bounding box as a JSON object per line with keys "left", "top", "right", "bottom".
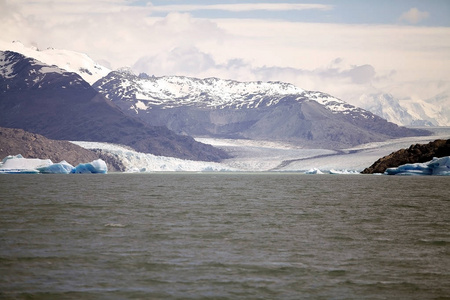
{"left": 0, "top": 173, "right": 449, "bottom": 299}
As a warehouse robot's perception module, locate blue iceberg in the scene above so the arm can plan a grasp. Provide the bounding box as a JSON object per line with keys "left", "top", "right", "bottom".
{"left": 0, "top": 155, "right": 107, "bottom": 174}
{"left": 72, "top": 159, "right": 107, "bottom": 174}
{"left": 385, "top": 156, "right": 450, "bottom": 176}
{"left": 37, "top": 161, "right": 75, "bottom": 174}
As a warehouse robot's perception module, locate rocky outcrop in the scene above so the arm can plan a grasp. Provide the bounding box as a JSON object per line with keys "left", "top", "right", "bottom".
{"left": 361, "top": 139, "right": 450, "bottom": 174}
{"left": 0, "top": 127, "right": 125, "bottom": 171}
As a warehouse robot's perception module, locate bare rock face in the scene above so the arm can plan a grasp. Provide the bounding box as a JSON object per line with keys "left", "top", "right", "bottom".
{"left": 361, "top": 139, "right": 450, "bottom": 174}
{"left": 0, "top": 127, "right": 125, "bottom": 171}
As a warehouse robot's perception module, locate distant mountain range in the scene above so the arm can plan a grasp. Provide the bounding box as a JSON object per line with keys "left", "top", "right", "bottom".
{"left": 2, "top": 41, "right": 448, "bottom": 128}
{"left": 357, "top": 93, "right": 449, "bottom": 127}
{"left": 0, "top": 43, "right": 433, "bottom": 160}
{"left": 0, "top": 50, "right": 229, "bottom": 162}
{"left": 93, "top": 69, "right": 429, "bottom": 149}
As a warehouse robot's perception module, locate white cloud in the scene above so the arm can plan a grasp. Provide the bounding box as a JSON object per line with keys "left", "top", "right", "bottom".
{"left": 133, "top": 46, "right": 217, "bottom": 76}
{"left": 399, "top": 7, "right": 430, "bottom": 24}
{"left": 0, "top": 0, "right": 449, "bottom": 108}
{"left": 148, "top": 3, "right": 333, "bottom": 13}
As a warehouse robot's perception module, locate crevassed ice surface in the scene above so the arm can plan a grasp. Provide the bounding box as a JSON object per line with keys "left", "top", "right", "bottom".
{"left": 71, "top": 141, "right": 236, "bottom": 172}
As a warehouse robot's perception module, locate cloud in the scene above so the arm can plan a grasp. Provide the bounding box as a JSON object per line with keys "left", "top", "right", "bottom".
{"left": 1, "top": 0, "right": 449, "bottom": 107}
{"left": 399, "top": 7, "right": 430, "bottom": 24}
{"left": 133, "top": 46, "right": 216, "bottom": 75}
{"left": 148, "top": 3, "right": 333, "bottom": 13}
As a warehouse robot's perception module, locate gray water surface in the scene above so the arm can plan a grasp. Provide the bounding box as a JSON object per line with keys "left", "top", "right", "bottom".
{"left": 0, "top": 173, "right": 449, "bottom": 299}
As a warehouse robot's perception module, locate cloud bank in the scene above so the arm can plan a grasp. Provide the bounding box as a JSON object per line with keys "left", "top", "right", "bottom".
{"left": 0, "top": 0, "right": 449, "bottom": 106}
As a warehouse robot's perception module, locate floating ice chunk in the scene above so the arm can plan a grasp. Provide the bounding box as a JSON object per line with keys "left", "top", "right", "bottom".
{"left": 37, "top": 161, "right": 74, "bottom": 174}
{"left": 0, "top": 154, "right": 52, "bottom": 173}
{"left": 305, "top": 168, "right": 324, "bottom": 174}
{"left": 428, "top": 156, "right": 450, "bottom": 176}
{"left": 73, "top": 159, "right": 107, "bottom": 174}
{"left": 385, "top": 156, "right": 450, "bottom": 176}
{"left": 329, "top": 169, "right": 359, "bottom": 175}
{"left": 0, "top": 155, "right": 107, "bottom": 174}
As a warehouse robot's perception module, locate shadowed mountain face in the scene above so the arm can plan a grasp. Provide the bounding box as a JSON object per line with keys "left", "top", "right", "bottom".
{"left": 94, "top": 70, "right": 430, "bottom": 149}
{"left": 0, "top": 51, "right": 229, "bottom": 162}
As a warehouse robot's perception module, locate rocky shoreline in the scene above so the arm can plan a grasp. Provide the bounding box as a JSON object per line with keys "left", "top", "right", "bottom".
{"left": 0, "top": 127, "right": 125, "bottom": 172}
{"left": 362, "top": 139, "right": 450, "bottom": 174}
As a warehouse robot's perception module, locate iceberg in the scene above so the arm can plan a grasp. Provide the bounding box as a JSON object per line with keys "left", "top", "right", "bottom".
{"left": 0, "top": 155, "right": 107, "bottom": 174}
{"left": 0, "top": 154, "right": 52, "bottom": 174}
{"left": 385, "top": 156, "right": 450, "bottom": 176}
{"left": 37, "top": 161, "right": 75, "bottom": 174}
{"left": 329, "top": 169, "right": 360, "bottom": 175}
{"left": 72, "top": 159, "right": 107, "bottom": 174}
{"left": 305, "top": 168, "right": 324, "bottom": 174}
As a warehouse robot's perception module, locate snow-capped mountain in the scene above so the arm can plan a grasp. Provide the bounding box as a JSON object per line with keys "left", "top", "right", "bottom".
{"left": 0, "top": 41, "right": 110, "bottom": 85}
{"left": 356, "top": 92, "right": 449, "bottom": 127}
{"left": 0, "top": 50, "right": 229, "bottom": 162}
{"left": 95, "top": 69, "right": 364, "bottom": 114}
{"left": 93, "top": 69, "right": 430, "bottom": 149}
{"left": 358, "top": 93, "right": 416, "bottom": 126}
{"left": 399, "top": 94, "right": 450, "bottom": 127}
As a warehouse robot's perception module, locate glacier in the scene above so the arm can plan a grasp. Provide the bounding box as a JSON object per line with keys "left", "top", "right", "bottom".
{"left": 70, "top": 141, "right": 236, "bottom": 172}
{"left": 3, "top": 128, "right": 445, "bottom": 174}
{"left": 70, "top": 128, "right": 450, "bottom": 174}
{"left": 385, "top": 156, "right": 450, "bottom": 176}
{"left": 0, "top": 155, "right": 107, "bottom": 174}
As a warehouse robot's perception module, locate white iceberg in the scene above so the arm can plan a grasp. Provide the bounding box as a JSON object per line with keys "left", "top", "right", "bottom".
{"left": 329, "top": 169, "right": 360, "bottom": 175}
{"left": 0, "top": 154, "right": 52, "bottom": 174}
{"left": 0, "top": 155, "right": 107, "bottom": 174}
{"left": 305, "top": 168, "right": 324, "bottom": 174}
{"left": 385, "top": 156, "right": 450, "bottom": 176}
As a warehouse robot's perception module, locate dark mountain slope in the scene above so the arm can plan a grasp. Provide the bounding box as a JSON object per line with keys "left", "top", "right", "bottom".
{"left": 0, "top": 51, "right": 228, "bottom": 161}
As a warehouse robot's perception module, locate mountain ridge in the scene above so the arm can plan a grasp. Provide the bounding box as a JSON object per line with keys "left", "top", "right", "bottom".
{"left": 2, "top": 41, "right": 448, "bottom": 127}
{"left": 93, "top": 69, "right": 430, "bottom": 149}
{"left": 0, "top": 50, "right": 229, "bottom": 162}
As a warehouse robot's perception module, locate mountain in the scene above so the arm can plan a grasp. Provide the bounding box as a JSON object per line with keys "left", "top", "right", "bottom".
{"left": 361, "top": 139, "right": 450, "bottom": 174}
{"left": 93, "top": 70, "right": 430, "bottom": 149}
{"left": 357, "top": 93, "right": 449, "bottom": 127}
{"left": 0, "top": 41, "right": 110, "bottom": 85}
{"left": 0, "top": 51, "right": 229, "bottom": 162}
{"left": 2, "top": 42, "right": 449, "bottom": 128}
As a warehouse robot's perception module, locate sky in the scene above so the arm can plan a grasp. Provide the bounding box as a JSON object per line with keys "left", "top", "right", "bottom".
{"left": 1, "top": 0, "right": 450, "bottom": 105}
